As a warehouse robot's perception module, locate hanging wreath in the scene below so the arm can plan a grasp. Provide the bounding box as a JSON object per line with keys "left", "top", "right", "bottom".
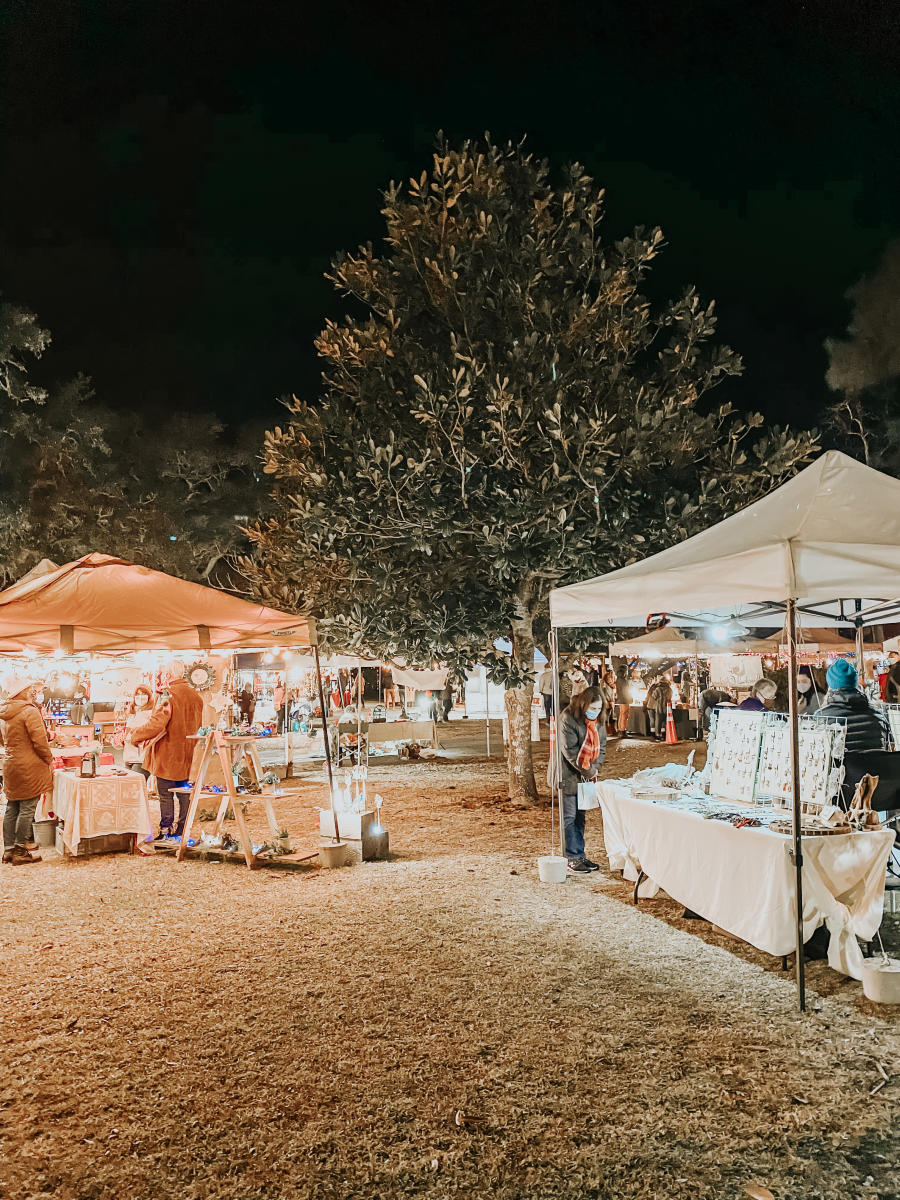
{"left": 186, "top": 661, "right": 217, "bottom": 692}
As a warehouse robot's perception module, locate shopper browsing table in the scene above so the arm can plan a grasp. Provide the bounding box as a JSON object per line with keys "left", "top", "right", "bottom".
{"left": 813, "top": 659, "right": 889, "bottom": 752}
{"left": 557, "top": 686, "right": 606, "bottom": 875}
{"left": 122, "top": 685, "right": 154, "bottom": 778}
{"left": 273, "top": 677, "right": 286, "bottom": 734}
{"left": 538, "top": 665, "right": 554, "bottom": 719}
{"left": 131, "top": 662, "right": 203, "bottom": 839}
{"left": 0, "top": 678, "right": 53, "bottom": 865}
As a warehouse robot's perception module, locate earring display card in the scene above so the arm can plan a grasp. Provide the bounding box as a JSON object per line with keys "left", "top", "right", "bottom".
{"left": 754, "top": 714, "right": 846, "bottom": 808}
{"left": 707, "top": 710, "right": 765, "bottom": 803}
{"left": 885, "top": 705, "right": 900, "bottom": 750}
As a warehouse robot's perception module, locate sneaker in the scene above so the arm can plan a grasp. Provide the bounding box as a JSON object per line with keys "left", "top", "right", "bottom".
{"left": 567, "top": 859, "right": 593, "bottom": 875}
{"left": 1, "top": 848, "right": 12, "bottom": 864}
{"left": 582, "top": 858, "right": 601, "bottom": 871}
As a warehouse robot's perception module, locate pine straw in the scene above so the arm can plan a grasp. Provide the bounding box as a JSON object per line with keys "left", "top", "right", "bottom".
{"left": 0, "top": 743, "right": 897, "bottom": 1200}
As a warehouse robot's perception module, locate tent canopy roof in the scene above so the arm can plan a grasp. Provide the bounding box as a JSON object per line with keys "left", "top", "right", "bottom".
{"left": 609, "top": 626, "right": 775, "bottom": 658}
{"left": 0, "top": 553, "right": 308, "bottom": 652}
{"left": 551, "top": 451, "right": 900, "bottom": 630}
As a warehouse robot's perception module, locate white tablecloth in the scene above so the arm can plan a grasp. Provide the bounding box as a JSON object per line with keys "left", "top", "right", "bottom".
{"left": 598, "top": 781, "right": 894, "bottom": 980}
{"left": 52, "top": 770, "right": 152, "bottom": 854}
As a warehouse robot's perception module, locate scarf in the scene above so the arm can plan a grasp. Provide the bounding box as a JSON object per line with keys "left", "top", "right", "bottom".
{"left": 577, "top": 717, "right": 601, "bottom": 771}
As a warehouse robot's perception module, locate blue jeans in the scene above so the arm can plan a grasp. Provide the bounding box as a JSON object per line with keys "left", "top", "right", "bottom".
{"left": 157, "top": 777, "right": 189, "bottom": 834}
{"left": 562, "top": 791, "right": 585, "bottom": 860}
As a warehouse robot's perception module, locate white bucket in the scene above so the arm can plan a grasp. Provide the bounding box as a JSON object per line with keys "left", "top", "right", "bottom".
{"left": 318, "top": 841, "right": 349, "bottom": 869}
{"left": 861, "top": 957, "right": 900, "bottom": 1005}
{"left": 32, "top": 818, "right": 58, "bottom": 848}
{"left": 537, "top": 855, "right": 567, "bottom": 884}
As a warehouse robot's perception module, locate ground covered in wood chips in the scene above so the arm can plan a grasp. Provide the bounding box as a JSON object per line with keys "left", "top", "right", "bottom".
{"left": 1, "top": 738, "right": 898, "bottom": 1200}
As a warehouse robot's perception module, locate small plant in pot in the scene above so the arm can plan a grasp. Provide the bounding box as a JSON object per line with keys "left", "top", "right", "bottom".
{"left": 277, "top": 828, "right": 291, "bottom": 853}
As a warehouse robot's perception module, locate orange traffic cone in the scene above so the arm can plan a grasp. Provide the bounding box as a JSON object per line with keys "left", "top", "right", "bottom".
{"left": 665, "top": 702, "right": 678, "bottom": 745}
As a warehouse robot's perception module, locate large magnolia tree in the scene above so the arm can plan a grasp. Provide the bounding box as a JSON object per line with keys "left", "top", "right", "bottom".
{"left": 248, "top": 138, "right": 818, "bottom": 802}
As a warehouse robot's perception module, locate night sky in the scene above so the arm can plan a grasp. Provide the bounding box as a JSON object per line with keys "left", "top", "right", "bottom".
{"left": 2, "top": 0, "right": 898, "bottom": 429}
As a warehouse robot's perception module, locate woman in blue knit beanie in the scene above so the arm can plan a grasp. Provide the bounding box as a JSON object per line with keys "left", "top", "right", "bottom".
{"left": 814, "top": 657, "right": 889, "bottom": 753}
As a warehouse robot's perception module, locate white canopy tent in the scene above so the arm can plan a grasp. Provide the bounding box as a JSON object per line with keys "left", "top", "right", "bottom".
{"left": 609, "top": 625, "right": 774, "bottom": 659}
{"left": 549, "top": 450, "right": 900, "bottom": 1011}
{"left": 552, "top": 451, "right": 900, "bottom": 632}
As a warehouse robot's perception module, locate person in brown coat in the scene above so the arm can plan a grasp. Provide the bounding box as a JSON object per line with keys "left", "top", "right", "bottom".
{"left": 1, "top": 677, "right": 54, "bottom": 865}
{"left": 131, "top": 662, "right": 203, "bottom": 839}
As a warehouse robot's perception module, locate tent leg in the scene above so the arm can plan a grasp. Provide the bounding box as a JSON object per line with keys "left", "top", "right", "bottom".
{"left": 694, "top": 652, "right": 702, "bottom": 740}
{"left": 787, "top": 599, "right": 806, "bottom": 1013}
{"left": 283, "top": 684, "right": 292, "bottom": 778}
{"left": 311, "top": 638, "right": 339, "bottom": 843}
{"left": 550, "top": 629, "right": 565, "bottom": 860}
{"left": 855, "top": 608, "right": 865, "bottom": 683}
{"left": 482, "top": 664, "right": 491, "bottom": 757}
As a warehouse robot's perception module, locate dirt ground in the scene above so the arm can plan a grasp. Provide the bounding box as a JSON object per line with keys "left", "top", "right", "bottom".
{"left": 1, "top": 737, "right": 898, "bottom": 1200}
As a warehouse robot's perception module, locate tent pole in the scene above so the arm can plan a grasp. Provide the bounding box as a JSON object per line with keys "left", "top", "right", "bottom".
{"left": 855, "top": 601, "right": 865, "bottom": 682}
{"left": 283, "top": 680, "right": 291, "bottom": 778}
{"left": 550, "top": 628, "right": 565, "bottom": 859}
{"left": 856, "top": 625, "right": 865, "bottom": 683}
{"left": 694, "top": 652, "right": 702, "bottom": 741}
{"left": 482, "top": 664, "right": 491, "bottom": 758}
{"left": 786, "top": 599, "right": 806, "bottom": 1012}
{"left": 356, "top": 657, "right": 365, "bottom": 803}
{"left": 309, "top": 631, "right": 339, "bottom": 843}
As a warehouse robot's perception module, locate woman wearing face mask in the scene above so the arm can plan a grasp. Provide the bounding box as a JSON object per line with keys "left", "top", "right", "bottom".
{"left": 556, "top": 685, "right": 607, "bottom": 874}
{"left": 797, "top": 673, "right": 820, "bottom": 715}
{"left": 123, "top": 685, "right": 154, "bottom": 778}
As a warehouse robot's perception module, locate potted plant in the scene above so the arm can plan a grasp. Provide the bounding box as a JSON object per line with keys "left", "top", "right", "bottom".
{"left": 277, "top": 828, "right": 291, "bottom": 853}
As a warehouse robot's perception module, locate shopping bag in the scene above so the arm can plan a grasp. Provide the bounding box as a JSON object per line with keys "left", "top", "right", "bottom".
{"left": 577, "top": 781, "right": 601, "bottom": 810}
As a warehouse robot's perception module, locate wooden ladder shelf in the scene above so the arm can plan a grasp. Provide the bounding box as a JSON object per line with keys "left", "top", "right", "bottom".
{"left": 175, "top": 732, "right": 296, "bottom": 869}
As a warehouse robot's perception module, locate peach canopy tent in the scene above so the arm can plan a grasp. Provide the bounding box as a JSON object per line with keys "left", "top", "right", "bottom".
{"left": 0, "top": 554, "right": 309, "bottom": 652}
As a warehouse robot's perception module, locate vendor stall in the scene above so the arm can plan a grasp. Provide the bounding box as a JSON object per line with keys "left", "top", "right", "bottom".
{"left": 0, "top": 554, "right": 311, "bottom": 865}
{"left": 598, "top": 779, "right": 893, "bottom": 979}
{"left": 550, "top": 450, "right": 900, "bottom": 1009}
{"left": 52, "top": 767, "right": 152, "bottom": 856}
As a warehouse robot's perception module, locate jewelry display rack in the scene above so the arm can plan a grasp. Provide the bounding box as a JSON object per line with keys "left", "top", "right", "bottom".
{"left": 706, "top": 709, "right": 765, "bottom": 803}
{"left": 754, "top": 713, "right": 846, "bottom": 810}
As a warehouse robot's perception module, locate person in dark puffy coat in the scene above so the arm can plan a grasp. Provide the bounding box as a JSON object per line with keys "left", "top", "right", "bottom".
{"left": 0, "top": 678, "right": 54, "bottom": 865}
{"left": 813, "top": 659, "right": 889, "bottom": 752}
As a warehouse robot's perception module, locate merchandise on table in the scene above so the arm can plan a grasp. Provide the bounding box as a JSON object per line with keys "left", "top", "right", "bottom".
{"left": 705, "top": 709, "right": 764, "bottom": 803}
{"left": 754, "top": 713, "right": 846, "bottom": 809}
{"left": 884, "top": 704, "right": 900, "bottom": 749}
{"left": 597, "top": 777, "right": 895, "bottom": 978}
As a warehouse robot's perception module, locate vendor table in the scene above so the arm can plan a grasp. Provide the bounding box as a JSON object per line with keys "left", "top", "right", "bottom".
{"left": 597, "top": 780, "right": 894, "bottom": 980}
{"left": 52, "top": 769, "right": 152, "bottom": 855}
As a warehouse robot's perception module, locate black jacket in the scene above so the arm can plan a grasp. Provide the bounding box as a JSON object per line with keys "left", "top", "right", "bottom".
{"left": 814, "top": 688, "right": 889, "bottom": 754}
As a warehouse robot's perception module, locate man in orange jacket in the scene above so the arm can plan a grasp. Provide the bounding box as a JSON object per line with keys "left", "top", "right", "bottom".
{"left": 132, "top": 662, "right": 203, "bottom": 839}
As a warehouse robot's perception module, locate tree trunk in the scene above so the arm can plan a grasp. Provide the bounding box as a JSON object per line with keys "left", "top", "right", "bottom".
{"left": 505, "top": 614, "right": 539, "bottom": 804}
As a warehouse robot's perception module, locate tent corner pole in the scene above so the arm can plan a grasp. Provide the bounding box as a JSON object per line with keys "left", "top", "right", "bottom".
{"left": 786, "top": 598, "right": 806, "bottom": 1013}
{"left": 550, "top": 628, "right": 565, "bottom": 860}
{"left": 310, "top": 636, "right": 339, "bottom": 843}
{"left": 854, "top": 600, "right": 865, "bottom": 681}
{"left": 283, "top": 664, "right": 292, "bottom": 778}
